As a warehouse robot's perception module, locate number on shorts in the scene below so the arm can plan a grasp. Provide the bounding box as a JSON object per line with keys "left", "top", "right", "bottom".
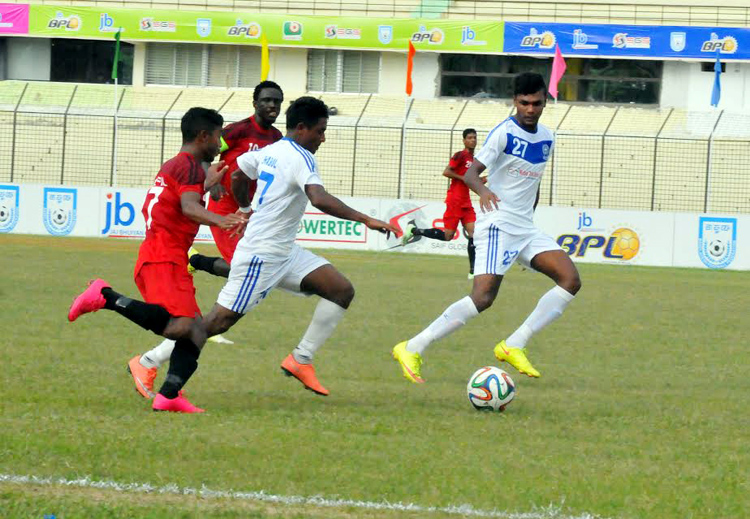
{"left": 502, "top": 250, "right": 519, "bottom": 266}
{"left": 144, "top": 186, "right": 164, "bottom": 230}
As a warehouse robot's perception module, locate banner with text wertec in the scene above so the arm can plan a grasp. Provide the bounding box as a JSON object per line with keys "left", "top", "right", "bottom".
{"left": 27, "top": 5, "right": 502, "bottom": 52}
{"left": 1, "top": 183, "right": 746, "bottom": 271}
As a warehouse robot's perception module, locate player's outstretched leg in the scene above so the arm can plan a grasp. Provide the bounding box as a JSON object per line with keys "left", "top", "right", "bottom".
{"left": 69, "top": 280, "right": 172, "bottom": 336}
{"left": 281, "top": 263, "right": 353, "bottom": 396}
{"left": 189, "top": 250, "right": 231, "bottom": 278}
{"left": 495, "top": 250, "right": 581, "bottom": 378}
{"left": 393, "top": 295, "right": 479, "bottom": 383}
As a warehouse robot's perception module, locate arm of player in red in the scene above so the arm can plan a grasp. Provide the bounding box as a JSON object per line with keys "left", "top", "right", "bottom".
{"left": 180, "top": 191, "right": 244, "bottom": 230}
{"left": 463, "top": 159, "right": 499, "bottom": 213}
{"left": 305, "top": 184, "right": 399, "bottom": 238}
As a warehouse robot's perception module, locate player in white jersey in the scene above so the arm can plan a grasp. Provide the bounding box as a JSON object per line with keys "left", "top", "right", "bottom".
{"left": 393, "top": 72, "right": 581, "bottom": 383}
{"left": 160, "top": 97, "right": 399, "bottom": 403}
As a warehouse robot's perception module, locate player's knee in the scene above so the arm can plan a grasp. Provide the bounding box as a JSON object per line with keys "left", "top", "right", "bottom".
{"left": 444, "top": 229, "right": 456, "bottom": 240}
{"left": 560, "top": 273, "right": 582, "bottom": 295}
{"left": 334, "top": 281, "right": 355, "bottom": 308}
{"left": 163, "top": 319, "right": 193, "bottom": 340}
{"left": 471, "top": 292, "right": 495, "bottom": 313}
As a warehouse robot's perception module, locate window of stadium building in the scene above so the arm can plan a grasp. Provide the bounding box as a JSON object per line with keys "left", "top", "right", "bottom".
{"left": 51, "top": 39, "right": 134, "bottom": 84}
{"left": 440, "top": 55, "right": 662, "bottom": 104}
{"left": 307, "top": 49, "right": 380, "bottom": 94}
{"left": 145, "top": 43, "right": 261, "bottom": 88}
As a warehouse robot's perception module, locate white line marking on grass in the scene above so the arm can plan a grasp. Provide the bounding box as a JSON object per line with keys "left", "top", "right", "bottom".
{"left": 0, "top": 474, "right": 606, "bottom": 519}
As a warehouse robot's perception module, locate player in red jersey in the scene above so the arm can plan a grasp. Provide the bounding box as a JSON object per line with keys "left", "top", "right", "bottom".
{"left": 188, "top": 81, "right": 284, "bottom": 278}
{"left": 401, "top": 128, "right": 480, "bottom": 278}
{"left": 129, "top": 82, "right": 284, "bottom": 385}
{"left": 67, "top": 107, "right": 245, "bottom": 413}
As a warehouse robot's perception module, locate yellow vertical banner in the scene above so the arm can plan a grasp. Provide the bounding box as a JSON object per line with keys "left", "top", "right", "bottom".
{"left": 260, "top": 34, "right": 270, "bottom": 81}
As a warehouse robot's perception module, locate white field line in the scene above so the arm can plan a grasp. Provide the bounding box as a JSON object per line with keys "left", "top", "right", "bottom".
{"left": 0, "top": 473, "right": 607, "bottom": 519}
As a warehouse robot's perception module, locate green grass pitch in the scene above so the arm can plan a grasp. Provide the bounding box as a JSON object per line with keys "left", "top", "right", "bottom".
{"left": 1, "top": 235, "right": 749, "bottom": 519}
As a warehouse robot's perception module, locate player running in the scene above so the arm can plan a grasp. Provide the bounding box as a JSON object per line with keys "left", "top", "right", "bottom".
{"left": 401, "top": 128, "right": 479, "bottom": 278}
{"left": 67, "top": 107, "right": 245, "bottom": 413}
{"left": 393, "top": 72, "right": 582, "bottom": 383}
{"left": 157, "top": 97, "right": 399, "bottom": 410}
{"left": 128, "top": 82, "right": 284, "bottom": 398}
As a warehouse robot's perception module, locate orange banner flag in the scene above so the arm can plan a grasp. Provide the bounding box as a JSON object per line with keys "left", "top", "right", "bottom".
{"left": 406, "top": 40, "right": 416, "bottom": 96}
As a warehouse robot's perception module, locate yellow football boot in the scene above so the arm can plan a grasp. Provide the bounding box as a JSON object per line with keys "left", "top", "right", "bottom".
{"left": 392, "top": 341, "right": 425, "bottom": 383}
{"left": 187, "top": 246, "right": 198, "bottom": 274}
{"left": 493, "top": 340, "right": 541, "bottom": 378}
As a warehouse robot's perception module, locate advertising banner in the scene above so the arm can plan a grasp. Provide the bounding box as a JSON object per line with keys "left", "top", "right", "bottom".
{"left": 0, "top": 3, "right": 29, "bottom": 34}
{"left": 28, "top": 5, "right": 503, "bottom": 52}
{"left": 503, "top": 22, "right": 750, "bottom": 60}
{"left": 4, "top": 183, "right": 747, "bottom": 270}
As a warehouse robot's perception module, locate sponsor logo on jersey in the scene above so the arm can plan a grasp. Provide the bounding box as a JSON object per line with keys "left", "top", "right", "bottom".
{"left": 48, "top": 12, "right": 80, "bottom": 31}
{"left": 282, "top": 21, "right": 303, "bottom": 40}
{"left": 698, "top": 217, "right": 736, "bottom": 269}
{"left": 520, "top": 28, "right": 555, "bottom": 49}
{"left": 140, "top": 17, "right": 176, "bottom": 32}
{"left": 411, "top": 25, "right": 444, "bottom": 44}
{"left": 43, "top": 187, "right": 77, "bottom": 236}
{"left": 612, "top": 33, "right": 651, "bottom": 49}
{"left": 0, "top": 184, "right": 19, "bottom": 233}
{"left": 701, "top": 33, "right": 738, "bottom": 54}
{"left": 228, "top": 20, "right": 261, "bottom": 38}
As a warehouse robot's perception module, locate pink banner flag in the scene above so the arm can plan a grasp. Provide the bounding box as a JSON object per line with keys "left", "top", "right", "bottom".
{"left": 549, "top": 44, "right": 567, "bottom": 100}
{"left": 0, "top": 4, "right": 30, "bottom": 35}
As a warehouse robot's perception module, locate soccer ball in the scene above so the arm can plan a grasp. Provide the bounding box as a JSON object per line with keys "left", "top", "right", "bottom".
{"left": 467, "top": 366, "right": 515, "bottom": 412}
{"left": 0, "top": 204, "right": 9, "bottom": 223}
{"left": 51, "top": 207, "right": 68, "bottom": 226}
{"left": 708, "top": 239, "right": 725, "bottom": 257}
{"left": 609, "top": 227, "right": 640, "bottom": 260}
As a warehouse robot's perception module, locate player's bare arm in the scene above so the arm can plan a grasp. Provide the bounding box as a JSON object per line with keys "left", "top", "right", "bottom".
{"left": 442, "top": 166, "right": 465, "bottom": 182}
{"left": 204, "top": 160, "right": 228, "bottom": 190}
{"left": 305, "top": 184, "right": 399, "bottom": 236}
{"left": 464, "top": 160, "right": 499, "bottom": 213}
{"left": 180, "top": 191, "right": 244, "bottom": 230}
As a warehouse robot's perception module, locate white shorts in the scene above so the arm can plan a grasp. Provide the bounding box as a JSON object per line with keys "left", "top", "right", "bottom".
{"left": 217, "top": 245, "right": 330, "bottom": 315}
{"left": 474, "top": 220, "right": 562, "bottom": 276}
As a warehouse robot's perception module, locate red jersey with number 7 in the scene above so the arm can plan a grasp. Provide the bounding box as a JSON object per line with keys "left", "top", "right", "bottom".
{"left": 445, "top": 149, "right": 474, "bottom": 207}
{"left": 136, "top": 152, "right": 206, "bottom": 269}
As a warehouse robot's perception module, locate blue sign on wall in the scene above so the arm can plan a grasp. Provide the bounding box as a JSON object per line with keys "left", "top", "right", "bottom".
{"left": 503, "top": 22, "right": 750, "bottom": 60}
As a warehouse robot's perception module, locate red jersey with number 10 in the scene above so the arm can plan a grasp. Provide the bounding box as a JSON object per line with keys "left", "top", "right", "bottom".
{"left": 136, "top": 152, "right": 205, "bottom": 269}
{"left": 445, "top": 149, "right": 474, "bottom": 206}
{"left": 208, "top": 116, "right": 283, "bottom": 215}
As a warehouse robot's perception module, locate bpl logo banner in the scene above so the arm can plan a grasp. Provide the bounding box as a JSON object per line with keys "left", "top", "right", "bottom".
{"left": 43, "top": 187, "right": 77, "bottom": 236}
{"left": 698, "top": 217, "right": 737, "bottom": 269}
{"left": 0, "top": 184, "right": 20, "bottom": 233}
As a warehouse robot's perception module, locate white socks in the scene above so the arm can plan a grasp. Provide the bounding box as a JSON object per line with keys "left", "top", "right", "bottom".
{"left": 140, "top": 339, "right": 176, "bottom": 369}
{"left": 506, "top": 285, "right": 575, "bottom": 349}
{"left": 292, "top": 299, "right": 347, "bottom": 364}
{"left": 406, "top": 296, "right": 479, "bottom": 355}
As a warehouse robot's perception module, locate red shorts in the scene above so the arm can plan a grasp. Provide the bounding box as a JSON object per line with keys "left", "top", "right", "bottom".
{"left": 211, "top": 226, "right": 240, "bottom": 263}
{"left": 134, "top": 262, "right": 201, "bottom": 318}
{"left": 442, "top": 200, "right": 476, "bottom": 231}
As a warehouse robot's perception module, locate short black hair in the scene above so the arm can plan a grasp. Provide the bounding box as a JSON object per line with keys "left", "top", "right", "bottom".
{"left": 181, "top": 107, "right": 223, "bottom": 143}
{"left": 285, "top": 96, "right": 329, "bottom": 130}
{"left": 513, "top": 72, "right": 547, "bottom": 97}
{"left": 463, "top": 128, "right": 477, "bottom": 139}
{"left": 253, "top": 80, "right": 283, "bottom": 101}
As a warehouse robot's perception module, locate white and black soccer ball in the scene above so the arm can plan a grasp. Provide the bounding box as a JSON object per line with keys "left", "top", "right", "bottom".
{"left": 708, "top": 239, "right": 726, "bottom": 258}
{"left": 51, "top": 207, "right": 68, "bottom": 226}
{"left": 467, "top": 366, "right": 516, "bottom": 412}
{"left": 0, "top": 204, "right": 10, "bottom": 223}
